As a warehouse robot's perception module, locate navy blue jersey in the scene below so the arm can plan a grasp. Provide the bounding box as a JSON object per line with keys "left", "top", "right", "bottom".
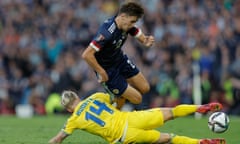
{"left": 90, "top": 16, "right": 142, "bottom": 69}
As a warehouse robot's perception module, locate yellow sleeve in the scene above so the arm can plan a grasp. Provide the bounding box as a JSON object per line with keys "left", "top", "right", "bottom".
{"left": 91, "top": 92, "right": 111, "bottom": 103}
{"left": 62, "top": 117, "right": 76, "bottom": 135}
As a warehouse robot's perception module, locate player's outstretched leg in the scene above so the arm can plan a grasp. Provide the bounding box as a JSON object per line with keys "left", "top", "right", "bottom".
{"left": 199, "top": 138, "right": 226, "bottom": 144}
{"left": 171, "top": 104, "right": 198, "bottom": 118}
{"left": 170, "top": 103, "right": 223, "bottom": 119}
{"left": 197, "top": 102, "right": 223, "bottom": 114}
{"left": 161, "top": 133, "right": 226, "bottom": 144}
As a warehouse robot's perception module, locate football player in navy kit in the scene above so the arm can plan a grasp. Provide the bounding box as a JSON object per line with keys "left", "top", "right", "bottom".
{"left": 82, "top": 2, "right": 154, "bottom": 109}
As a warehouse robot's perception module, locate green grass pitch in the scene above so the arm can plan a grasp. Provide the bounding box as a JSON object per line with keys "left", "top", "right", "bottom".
{"left": 0, "top": 115, "right": 239, "bottom": 144}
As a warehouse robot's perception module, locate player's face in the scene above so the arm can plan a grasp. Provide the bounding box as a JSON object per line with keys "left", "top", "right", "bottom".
{"left": 121, "top": 14, "right": 138, "bottom": 31}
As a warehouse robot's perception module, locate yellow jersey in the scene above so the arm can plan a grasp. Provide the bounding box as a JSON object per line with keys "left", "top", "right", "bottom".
{"left": 62, "top": 92, "right": 128, "bottom": 143}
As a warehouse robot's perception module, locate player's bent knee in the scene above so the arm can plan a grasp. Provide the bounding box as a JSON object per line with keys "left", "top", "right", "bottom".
{"left": 130, "top": 95, "right": 142, "bottom": 104}
{"left": 139, "top": 83, "right": 150, "bottom": 94}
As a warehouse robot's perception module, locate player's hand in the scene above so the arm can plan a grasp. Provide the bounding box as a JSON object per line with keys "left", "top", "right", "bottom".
{"left": 144, "top": 35, "right": 155, "bottom": 47}
{"left": 97, "top": 70, "right": 108, "bottom": 83}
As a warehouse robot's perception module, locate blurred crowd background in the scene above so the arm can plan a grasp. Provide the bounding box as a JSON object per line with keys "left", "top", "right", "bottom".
{"left": 0, "top": 0, "right": 240, "bottom": 116}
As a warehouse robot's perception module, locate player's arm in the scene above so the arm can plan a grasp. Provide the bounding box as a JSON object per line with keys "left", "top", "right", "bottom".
{"left": 129, "top": 26, "right": 155, "bottom": 47}
{"left": 82, "top": 45, "right": 108, "bottom": 82}
{"left": 48, "top": 131, "right": 69, "bottom": 144}
{"left": 137, "top": 33, "right": 155, "bottom": 47}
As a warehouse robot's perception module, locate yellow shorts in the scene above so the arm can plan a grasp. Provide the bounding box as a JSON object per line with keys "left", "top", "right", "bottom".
{"left": 123, "top": 108, "right": 164, "bottom": 144}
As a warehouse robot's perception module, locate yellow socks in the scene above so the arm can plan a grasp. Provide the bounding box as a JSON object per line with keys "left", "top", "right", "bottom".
{"left": 171, "top": 134, "right": 199, "bottom": 144}
{"left": 172, "top": 105, "right": 198, "bottom": 118}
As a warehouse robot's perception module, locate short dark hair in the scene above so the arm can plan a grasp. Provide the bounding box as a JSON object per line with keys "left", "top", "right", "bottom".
{"left": 119, "top": 2, "right": 144, "bottom": 18}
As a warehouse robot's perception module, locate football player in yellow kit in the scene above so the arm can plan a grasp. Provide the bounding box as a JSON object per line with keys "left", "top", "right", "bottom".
{"left": 48, "top": 90, "right": 226, "bottom": 144}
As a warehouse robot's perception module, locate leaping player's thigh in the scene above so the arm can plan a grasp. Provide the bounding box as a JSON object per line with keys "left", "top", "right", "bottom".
{"left": 127, "top": 72, "right": 150, "bottom": 93}
{"left": 127, "top": 108, "right": 164, "bottom": 129}
{"left": 123, "top": 128, "right": 160, "bottom": 144}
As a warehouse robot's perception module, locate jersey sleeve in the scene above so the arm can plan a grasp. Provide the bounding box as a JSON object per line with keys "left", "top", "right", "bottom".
{"left": 128, "top": 26, "right": 142, "bottom": 38}
{"left": 89, "top": 28, "right": 111, "bottom": 52}
{"left": 61, "top": 118, "right": 76, "bottom": 135}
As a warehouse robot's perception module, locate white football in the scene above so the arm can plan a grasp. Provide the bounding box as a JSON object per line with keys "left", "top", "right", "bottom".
{"left": 208, "top": 112, "right": 230, "bottom": 133}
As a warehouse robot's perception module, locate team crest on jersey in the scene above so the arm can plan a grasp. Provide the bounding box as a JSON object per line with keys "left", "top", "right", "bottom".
{"left": 116, "top": 40, "right": 122, "bottom": 49}
{"left": 96, "top": 34, "right": 105, "bottom": 42}
{"left": 112, "top": 89, "right": 119, "bottom": 95}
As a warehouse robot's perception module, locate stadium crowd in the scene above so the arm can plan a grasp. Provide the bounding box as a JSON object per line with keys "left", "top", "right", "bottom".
{"left": 0, "top": 0, "right": 240, "bottom": 115}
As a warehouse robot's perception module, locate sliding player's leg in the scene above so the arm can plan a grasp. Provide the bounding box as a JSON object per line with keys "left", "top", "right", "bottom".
{"left": 124, "top": 107, "right": 225, "bottom": 144}
{"left": 123, "top": 129, "right": 225, "bottom": 144}
{"left": 158, "top": 133, "right": 199, "bottom": 144}
{"left": 162, "top": 103, "right": 223, "bottom": 121}
{"left": 157, "top": 133, "right": 226, "bottom": 144}
{"left": 125, "top": 103, "right": 223, "bottom": 130}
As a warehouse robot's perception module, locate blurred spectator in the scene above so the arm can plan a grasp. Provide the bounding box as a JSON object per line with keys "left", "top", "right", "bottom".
{"left": 45, "top": 93, "right": 63, "bottom": 115}
{"left": 28, "top": 89, "right": 46, "bottom": 115}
